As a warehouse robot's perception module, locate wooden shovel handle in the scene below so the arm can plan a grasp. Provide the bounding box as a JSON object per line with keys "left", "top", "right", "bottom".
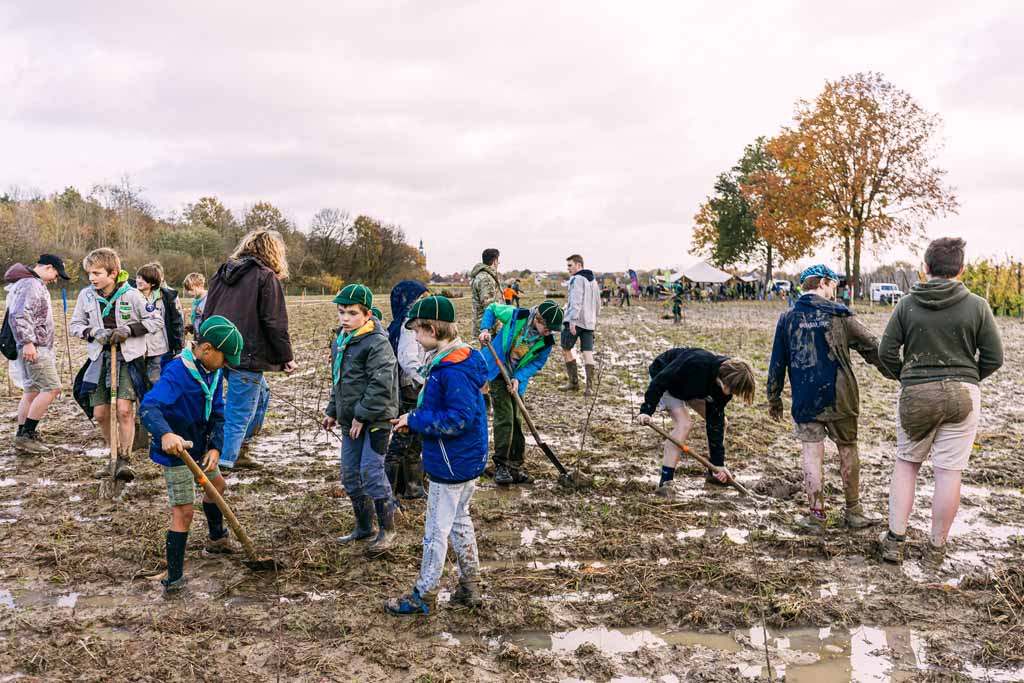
{"left": 645, "top": 422, "right": 753, "bottom": 498}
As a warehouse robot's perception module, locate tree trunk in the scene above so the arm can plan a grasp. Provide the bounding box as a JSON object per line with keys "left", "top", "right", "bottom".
{"left": 764, "top": 241, "right": 774, "bottom": 287}
{"left": 852, "top": 228, "right": 863, "bottom": 301}
{"left": 843, "top": 233, "right": 851, "bottom": 296}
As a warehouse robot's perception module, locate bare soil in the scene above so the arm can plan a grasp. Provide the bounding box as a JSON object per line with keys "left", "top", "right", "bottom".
{"left": 1, "top": 296, "right": 1022, "bottom": 682}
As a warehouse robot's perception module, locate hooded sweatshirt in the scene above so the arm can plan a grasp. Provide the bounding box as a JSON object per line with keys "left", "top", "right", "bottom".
{"left": 565, "top": 268, "right": 601, "bottom": 330}
{"left": 470, "top": 262, "right": 502, "bottom": 331}
{"left": 767, "top": 294, "right": 892, "bottom": 423}
{"left": 879, "top": 279, "right": 1003, "bottom": 387}
{"left": 203, "top": 256, "right": 293, "bottom": 372}
{"left": 3, "top": 264, "right": 53, "bottom": 348}
{"left": 407, "top": 343, "right": 489, "bottom": 484}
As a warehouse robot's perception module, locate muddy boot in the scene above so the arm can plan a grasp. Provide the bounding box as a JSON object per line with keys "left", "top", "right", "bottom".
{"left": 365, "top": 498, "right": 396, "bottom": 557}
{"left": 558, "top": 360, "right": 579, "bottom": 392}
{"left": 14, "top": 433, "right": 51, "bottom": 456}
{"left": 794, "top": 512, "right": 826, "bottom": 534}
{"left": 161, "top": 575, "right": 188, "bottom": 597}
{"left": 583, "top": 364, "right": 596, "bottom": 397}
{"left": 878, "top": 530, "right": 906, "bottom": 564}
{"left": 204, "top": 535, "right": 237, "bottom": 555}
{"left": 385, "top": 458, "right": 404, "bottom": 497}
{"left": 233, "top": 443, "right": 263, "bottom": 470}
{"left": 510, "top": 468, "right": 533, "bottom": 485}
{"left": 704, "top": 471, "right": 730, "bottom": 487}
{"left": 402, "top": 456, "right": 427, "bottom": 500}
{"left": 655, "top": 480, "right": 675, "bottom": 498}
{"left": 844, "top": 502, "right": 882, "bottom": 530}
{"left": 93, "top": 460, "right": 114, "bottom": 479}
{"left": 922, "top": 541, "right": 947, "bottom": 569}
{"left": 494, "top": 464, "right": 513, "bottom": 486}
{"left": 385, "top": 587, "right": 437, "bottom": 616}
{"left": 450, "top": 576, "right": 483, "bottom": 608}
{"left": 337, "top": 495, "right": 375, "bottom": 544}
{"left": 114, "top": 451, "right": 135, "bottom": 482}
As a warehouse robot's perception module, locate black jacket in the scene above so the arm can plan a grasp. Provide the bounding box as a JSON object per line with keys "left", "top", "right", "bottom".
{"left": 203, "top": 256, "right": 293, "bottom": 372}
{"left": 640, "top": 347, "right": 732, "bottom": 466}
{"left": 159, "top": 286, "right": 185, "bottom": 354}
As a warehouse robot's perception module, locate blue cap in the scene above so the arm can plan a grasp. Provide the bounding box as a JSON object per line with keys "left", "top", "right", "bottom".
{"left": 799, "top": 265, "right": 839, "bottom": 284}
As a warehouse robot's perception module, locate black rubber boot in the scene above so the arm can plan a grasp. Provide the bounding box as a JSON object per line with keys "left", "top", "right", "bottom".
{"left": 558, "top": 361, "right": 579, "bottom": 392}
{"left": 114, "top": 451, "right": 136, "bottom": 482}
{"left": 337, "top": 495, "right": 375, "bottom": 544}
{"left": 494, "top": 464, "right": 513, "bottom": 486}
{"left": 402, "top": 456, "right": 427, "bottom": 500}
{"left": 365, "top": 498, "right": 396, "bottom": 557}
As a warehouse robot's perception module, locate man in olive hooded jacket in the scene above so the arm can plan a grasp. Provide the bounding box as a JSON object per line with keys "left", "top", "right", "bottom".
{"left": 877, "top": 237, "right": 1003, "bottom": 565}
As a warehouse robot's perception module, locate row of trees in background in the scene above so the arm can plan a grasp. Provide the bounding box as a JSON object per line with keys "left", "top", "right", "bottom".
{"left": 692, "top": 72, "right": 960, "bottom": 299}
{"left": 0, "top": 180, "right": 429, "bottom": 292}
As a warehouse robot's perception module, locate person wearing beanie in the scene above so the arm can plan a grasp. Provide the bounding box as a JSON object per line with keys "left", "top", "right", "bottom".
{"left": 139, "top": 316, "right": 244, "bottom": 596}
{"left": 767, "top": 264, "right": 895, "bottom": 534}
{"left": 385, "top": 296, "right": 489, "bottom": 615}
{"left": 323, "top": 284, "right": 401, "bottom": 557}
{"left": 478, "top": 299, "right": 562, "bottom": 485}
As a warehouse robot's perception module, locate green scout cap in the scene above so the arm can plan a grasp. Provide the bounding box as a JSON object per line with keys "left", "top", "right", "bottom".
{"left": 371, "top": 306, "right": 383, "bottom": 321}
{"left": 404, "top": 295, "right": 456, "bottom": 329}
{"left": 537, "top": 300, "right": 563, "bottom": 330}
{"left": 333, "top": 283, "right": 373, "bottom": 308}
{"left": 198, "top": 315, "right": 243, "bottom": 366}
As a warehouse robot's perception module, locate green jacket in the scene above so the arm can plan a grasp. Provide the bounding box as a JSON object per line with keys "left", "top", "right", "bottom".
{"left": 879, "top": 278, "right": 1004, "bottom": 387}
{"left": 325, "top": 320, "right": 400, "bottom": 429}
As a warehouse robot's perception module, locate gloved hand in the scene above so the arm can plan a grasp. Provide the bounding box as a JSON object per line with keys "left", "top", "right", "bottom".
{"left": 769, "top": 401, "right": 785, "bottom": 422}
{"left": 93, "top": 328, "right": 114, "bottom": 345}
{"left": 110, "top": 327, "right": 131, "bottom": 344}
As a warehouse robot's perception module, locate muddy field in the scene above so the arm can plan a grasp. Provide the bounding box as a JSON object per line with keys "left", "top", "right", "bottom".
{"left": 1, "top": 295, "right": 1022, "bottom": 682}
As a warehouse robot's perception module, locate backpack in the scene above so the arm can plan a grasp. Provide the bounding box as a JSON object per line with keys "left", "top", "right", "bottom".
{"left": 0, "top": 311, "right": 17, "bottom": 360}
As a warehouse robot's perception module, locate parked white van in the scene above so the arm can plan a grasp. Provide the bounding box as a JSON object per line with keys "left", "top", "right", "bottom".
{"left": 870, "top": 282, "right": 904, "bottom": 304}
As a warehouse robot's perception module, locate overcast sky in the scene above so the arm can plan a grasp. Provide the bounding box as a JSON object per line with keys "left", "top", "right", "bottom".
{"left": 2, "top": 1, "right": 1021, "bottom": 275}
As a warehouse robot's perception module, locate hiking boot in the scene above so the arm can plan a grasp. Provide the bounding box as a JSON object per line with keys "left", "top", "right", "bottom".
{"left": 844, "top": 503, "right": 883, "bottom": 530}
{"left": 337, "top": 495, "right": 375, "bottom": 544}
{"left": 655, "top": 480, "right": 675, "bottom": 498}
{"left": 385, "top": 587, "right": 436, "bottom": 616}
{"left": 161, "top": 575, "right": 187, "bottom": 597}
{"left": 794, "top": 513, "right": 827, "bottom": 534}
{"left": 93, "top": 461, "right": 114, "bottom": 479}
{"left": 558, "top": 360, "right": 579, "bottom": 392}
{"left": 583, "top": 364, "right": 596, "bottom": 397}
{"left": 450, "top": 578, "right": 483, "bottom": 608}
{"left": 510, "top": 468, "right": 533, "bottom": 485}
{"left": 878, "top": 530, "right": 905, "bottom": 564}
{"left": 14, "top": 433, "right": 50, "bottom": 456}
{"left": 922, "top": 541, "right": 947, "bottom": 568}
{"left": 204, "top": 535, "right": 237, "bottom": 555}
{"left": 365, "top": 498, "right": 396, "bottom": 557}
{"left": 494, "top": 464, "right": 513, "bottom": 486}
{"left": 114, "top": 452, "right": 135, "bottom": 482}
{"left": 233, "top": 447, "right": 263, "bottom": 470}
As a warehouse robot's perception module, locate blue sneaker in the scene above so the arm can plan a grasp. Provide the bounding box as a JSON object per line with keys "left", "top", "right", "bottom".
{"left": 385, "top": 588, "right": 435, "bottom": 616}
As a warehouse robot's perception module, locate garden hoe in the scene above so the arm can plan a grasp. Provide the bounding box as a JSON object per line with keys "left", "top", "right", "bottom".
{"left": 180, "top": 440, "right": 283, "bottom": 572}
{"left": 644, "top": 421, "right": 758, "bottom": 499}
{"left": 484, "top": 341, "right": 588, "bottom": 490}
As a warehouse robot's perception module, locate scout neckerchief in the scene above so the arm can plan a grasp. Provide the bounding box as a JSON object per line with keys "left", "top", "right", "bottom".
{"left": 332, "top": 320, "right": 376, "bottom": 385}
{"left": 416, "top": 342, "right": 470, "bottom": 407}
{"left": 506, "top": 310, "right": 540, "bottom": 371}
{"left": 144, "top": 288, "right": 162, "bottom": 313}
{"left": 95, "top": 282, "right": 133, "bottom": 317}
{"left": 192, "top": 294, "right": 205, "bottom": 326}
{"left": 180, "top": 347, "right": 221, "bottom": 420}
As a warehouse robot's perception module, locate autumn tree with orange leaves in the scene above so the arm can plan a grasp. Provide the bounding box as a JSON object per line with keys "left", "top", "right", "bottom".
{"left": 763, "top": 72, "right": 958, "bottom": 298}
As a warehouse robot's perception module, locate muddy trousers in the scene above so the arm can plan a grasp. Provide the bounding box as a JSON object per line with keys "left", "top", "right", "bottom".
{"left": 415, "top": 478, "right": 480, "bottom": 595}
{"left": 386, "top": 388, "right": 424, "bottom": 495}
{"left": 341, "top": 427, "right": 394, "bottom": 502}
{"left": 490, "top": 378, "right": 525, "bottom": 469}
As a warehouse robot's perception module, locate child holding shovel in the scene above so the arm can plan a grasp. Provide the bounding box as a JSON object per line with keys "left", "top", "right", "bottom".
{"left": 636, "top": 348, "right": 755, "bottom": 494}
{"left": 323, "top": 284, "right": 401, "bottom": 557}
{"left": 478, "top": 299, "right": 563, "bottom": 486}
{"left": 139, "top": 316, "right": 244, "bottom": 595}
{"left": 385, "top": 296, "right": 489, "bottom": 615}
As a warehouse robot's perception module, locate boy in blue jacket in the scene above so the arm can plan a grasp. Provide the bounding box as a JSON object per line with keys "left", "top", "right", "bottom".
{"left": 767, "top": 265, "right": 894, "bottom": 532}
{"left": 386, "top": 296, "right": 489, "bottom": 615}
{"left": 478, "top": 300, "right": 563, "bottom": 485}
{"left": 139, "top": 316, "right": 244, "bottom": 596}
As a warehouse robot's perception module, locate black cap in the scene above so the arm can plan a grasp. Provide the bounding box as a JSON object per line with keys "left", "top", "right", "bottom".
{"left": 38, "top": 255, "right": 70, "bottom": 281}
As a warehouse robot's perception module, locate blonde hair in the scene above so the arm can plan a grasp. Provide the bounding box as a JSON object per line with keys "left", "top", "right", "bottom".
{"left": 83, "top": 248, "right": 121, "bottom": 275}
{"left": 136, "top": 262, "right": 165, "bottom": 288}
{"left": 411, "top": 318, "right": 459, "bottom": 342}
{"left": 719, "top": 358, "right": 756, "bottom": 406}
{"left": 231, "top": 229, "right": 289, "bottom": 280}
{"left": 183, "top": 272, "right": 206, "bottom": 291}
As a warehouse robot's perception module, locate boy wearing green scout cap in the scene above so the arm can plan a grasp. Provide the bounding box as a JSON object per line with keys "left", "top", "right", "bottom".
{"left": 322, "top": 284, "right": 401, "bottom": 556}
{"left": 478, "top": 299, "right": 563, "bottom": 485}
{"left": 139, "top": 315, "right": 244, "bottom": 596}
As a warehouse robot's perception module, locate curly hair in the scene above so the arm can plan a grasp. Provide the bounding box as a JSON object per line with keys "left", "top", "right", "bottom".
{"left": 231, "top": 229, "right": 289, "bottom": 280}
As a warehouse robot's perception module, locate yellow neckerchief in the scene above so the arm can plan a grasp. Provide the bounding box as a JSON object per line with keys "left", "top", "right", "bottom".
{"left": 332, "top": 319, "right": 376, "bottom": 384}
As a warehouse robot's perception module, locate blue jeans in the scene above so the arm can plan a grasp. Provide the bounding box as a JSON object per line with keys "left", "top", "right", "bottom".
{"left": 415, "top": 479, "right": 479, "bottom": 594}
{"left": 341, "top": 427, "right": 393, "bottom": 502}
{"left": 220, "top": 368, "right": 269, "bottom": 468}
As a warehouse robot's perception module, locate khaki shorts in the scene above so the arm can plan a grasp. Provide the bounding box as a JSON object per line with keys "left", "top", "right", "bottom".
{"left": 164, "top": 464, "right": 222, "bottom": 507}
{"left": 658, "top": 394, "right": 704, "bottom": 414}
{"left": 896, "top": 380, "right": 980, "bottom": 471}
{"left": 794, "top": 417, "right": 858, "bottom": 446}
{"left": 89, "top": 354, "right": 136, "bottom": 407}
{"left": 13, "top": 346, "right": 61, "bottom": 393}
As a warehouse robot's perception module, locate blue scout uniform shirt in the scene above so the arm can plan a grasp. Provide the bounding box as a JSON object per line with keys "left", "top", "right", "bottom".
{"left": 140, "top": 356, "right": 226, "bottom": 467}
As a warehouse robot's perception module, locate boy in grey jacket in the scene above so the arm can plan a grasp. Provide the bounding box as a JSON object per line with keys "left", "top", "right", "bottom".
{"left": 4, "top": 254, "right": 70, "bottom": 454}
{"left": 70, "top": 248, "right": 161, "bottom": 481}
{"left": 322, "top": 283, "right": 400, "bottom": 558}
{"left": 877, "top": 238, "right": 1004, "bottom": 565}
{"left": 560, "top": 254, "right": 601, "bottom": 395}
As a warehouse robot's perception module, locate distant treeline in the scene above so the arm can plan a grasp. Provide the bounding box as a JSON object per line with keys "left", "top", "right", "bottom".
{"left": 0, "top": 178, "right": 429, "bottom": 293}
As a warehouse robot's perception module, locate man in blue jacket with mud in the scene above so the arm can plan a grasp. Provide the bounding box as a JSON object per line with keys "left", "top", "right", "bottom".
{"left": 767, "top": 265, "right": 895, "bottom": 533}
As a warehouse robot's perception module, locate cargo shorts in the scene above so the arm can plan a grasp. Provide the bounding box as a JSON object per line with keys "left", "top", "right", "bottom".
{"left": 896, "top": 380, "right": 980, "bottom": 471}
{"left": 560, "top": 324, "right": 595, "bottom": 352}
{"left": 13, "top": 346, "right": 61, "bottom": 393}
{"left": 164, "top": 463, "right": 222, "bottom": 507}
{"left": 794, "top": 417, "right": 858, "bottom": 446}
{"left": 88, "top": 353, "right": 136, "bottom": 406}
